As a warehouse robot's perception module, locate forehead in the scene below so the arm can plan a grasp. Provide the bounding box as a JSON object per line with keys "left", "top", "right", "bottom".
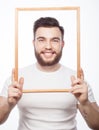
{"left": 35, "top": 27, "right": 62, "bottom": 38}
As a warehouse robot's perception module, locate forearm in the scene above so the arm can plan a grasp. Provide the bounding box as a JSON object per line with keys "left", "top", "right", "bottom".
{"left": 78, "top": 101, "right": 99, "bottom": 130}
{"left": 0, "top": 96, "right": 15, "bottom": 124}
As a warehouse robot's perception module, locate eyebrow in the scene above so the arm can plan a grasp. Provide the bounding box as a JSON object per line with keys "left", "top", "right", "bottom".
{"left": 36, "top": 36, "right": 45, "bottom": 40}
{"left": 51, "top": 37, "right": 61, "bottom": 40}
{"left": 36, "top": 36, "right": 61, "bottom": 40}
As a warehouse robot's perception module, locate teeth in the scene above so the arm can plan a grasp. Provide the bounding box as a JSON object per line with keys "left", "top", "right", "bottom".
{"left": 45, "top": 52, "right": 52, "bottom": 55}
{"left": 44, "top": 52, "right": 53, "bottom": 58}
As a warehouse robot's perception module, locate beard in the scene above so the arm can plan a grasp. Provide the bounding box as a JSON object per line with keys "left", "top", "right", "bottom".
{"left": 34, "top": 49, "right": 62, "bottom": 66}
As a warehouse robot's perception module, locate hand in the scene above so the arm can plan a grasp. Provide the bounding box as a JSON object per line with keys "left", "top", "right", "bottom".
{"left": 70, "top": 68, "right": 88, "bottom": 105}
{"left": 8, "top": 69, "right": 24, "bottom": 107}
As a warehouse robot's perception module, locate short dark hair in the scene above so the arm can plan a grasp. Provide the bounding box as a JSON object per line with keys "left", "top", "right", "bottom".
{"left": 33, "top": 17, "right": 64, "bottom": 40}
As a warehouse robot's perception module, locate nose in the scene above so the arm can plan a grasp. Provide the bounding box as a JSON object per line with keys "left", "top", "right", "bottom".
{"left": 45, "top": 40, "right": 52, "bottom": 49}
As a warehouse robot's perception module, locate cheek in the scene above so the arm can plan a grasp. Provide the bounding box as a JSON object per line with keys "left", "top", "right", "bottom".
{"left": 34, "top": 44, "right": 43, "bottom": 52}
{"left": 53, "top": 45, "right": 63, "bottom": 52}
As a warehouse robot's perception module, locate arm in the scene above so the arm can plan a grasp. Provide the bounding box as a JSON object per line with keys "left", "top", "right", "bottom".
{"left": 70, "top": 69, "right": 99, "bottom": 130}
{"left": 0, "top": 96, "right": 14, "bottom": 124}
{"left": 0, "top": 69, "right": 24, "bottom": 124}
{"left": 78, "top": 101, "right": 99, "bottom": 130}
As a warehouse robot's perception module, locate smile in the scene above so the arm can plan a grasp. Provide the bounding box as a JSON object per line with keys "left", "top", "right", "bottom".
{"left": 41, "top": 51, "right": 55, "bottom": 58}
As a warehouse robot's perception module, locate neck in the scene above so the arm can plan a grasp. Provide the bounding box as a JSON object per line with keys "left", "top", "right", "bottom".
{"left": 36, "top": 62, "right": 61, "bottom": 72}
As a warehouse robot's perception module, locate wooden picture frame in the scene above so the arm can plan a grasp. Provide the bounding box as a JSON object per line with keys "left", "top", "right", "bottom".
{"left": 15, "top": 7, "right": 80, "bottom": 93}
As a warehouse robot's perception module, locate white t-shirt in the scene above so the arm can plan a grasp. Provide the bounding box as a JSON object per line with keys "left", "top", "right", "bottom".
{"left": 0, "top": 64, "right": 96, "bottom": 130}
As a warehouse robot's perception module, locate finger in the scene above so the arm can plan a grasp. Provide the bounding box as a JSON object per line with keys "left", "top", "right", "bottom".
{"left": 70, "top": 85, "right": 81, "bottom": 95}
{"left": 79, "top": 68, "right": 84, "bottom": 80}
{"left": 19, "top": 77, "right": 24, "bottom": 90}
{"left": 8, "top": 87, "right": 20, "bottom": 95}
{"left": 71, "top": 76, "right": 76, "bottom": 86}
{"left": 71, "top": 75, "right": 83, "bottom": 86}
{"left": 12, "top": 78, "right": 24, "bottom": 90}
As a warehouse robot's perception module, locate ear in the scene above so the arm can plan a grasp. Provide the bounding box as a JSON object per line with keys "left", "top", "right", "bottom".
{"left": 62, "top": 41, "right": 65, "bottom": 48}
{"left": 32, "top": 39, "right": 35, "bottom": 45}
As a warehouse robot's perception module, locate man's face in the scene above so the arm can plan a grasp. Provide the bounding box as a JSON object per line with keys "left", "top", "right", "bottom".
{"left": 33, "top": 27, "right": 64, "bottom": 66}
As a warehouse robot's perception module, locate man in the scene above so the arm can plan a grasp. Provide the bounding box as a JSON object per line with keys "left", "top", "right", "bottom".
{"left": 0, "top": 17, "right": 99, "bottom": 130}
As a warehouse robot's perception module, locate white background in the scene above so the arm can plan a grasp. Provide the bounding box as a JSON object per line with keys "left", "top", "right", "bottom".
{"left": 0, "top": 0, "right": 99, "bottom": 130}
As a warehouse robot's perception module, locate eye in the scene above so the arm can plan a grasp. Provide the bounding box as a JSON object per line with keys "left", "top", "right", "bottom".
{"left": 37, "top": 37, "right": 45, "bottom": 43}
{"left": 38, "top": 38, "right": 44, "bottom": 42}
{"left": 52, "top": 38, "right": 60, "bottom": 43}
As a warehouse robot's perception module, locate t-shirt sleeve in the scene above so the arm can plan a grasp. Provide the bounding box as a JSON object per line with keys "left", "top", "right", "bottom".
{"left": 87, "top": 82, "right": 96, "bottom": 103}
{"left": 0, "top": 77, "right": 11, "bottom": 97}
